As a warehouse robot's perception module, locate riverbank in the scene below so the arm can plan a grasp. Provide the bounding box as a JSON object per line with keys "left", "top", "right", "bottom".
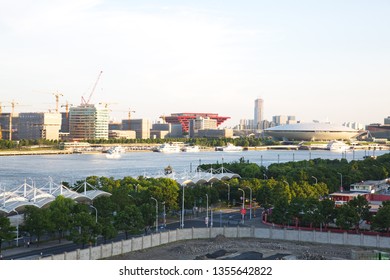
{"left": 0, "top": 143, "right": 388, "bottom": 156}
{"left": 0, "top": 149, "right": 74, "bottom": 156}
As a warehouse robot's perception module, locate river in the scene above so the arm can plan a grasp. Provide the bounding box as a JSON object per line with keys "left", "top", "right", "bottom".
{"left": 0, "top": 148, "right": 388, "bottom": 188}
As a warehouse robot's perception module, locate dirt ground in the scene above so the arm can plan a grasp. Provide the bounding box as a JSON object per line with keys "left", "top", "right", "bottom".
{"left": 107, "top": 235, "right": 377, "bottom": 260}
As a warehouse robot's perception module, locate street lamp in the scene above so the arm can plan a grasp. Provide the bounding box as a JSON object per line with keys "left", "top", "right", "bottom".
{"left": 181, "top": 185, "right": 185, "bottom": 229}
{"left": 311, "top": 176, "right": 318, "bottom": 185}
{"left": 238, "top": 188, "right": 245, "bottom": 224}
{"left": 337, "top": 172, "right": 343, "bottom": 192}
{"left": 223, "top": 182, "right": 230, "bottom": 207}
{"left": 151, "top": 197, "right": 158, "bottom": 233}
{"left": 90, "top": 205, "right": 98, "bottom": 223}
{"left": 11, "top": 209, "right": 19, "bottom": 247}
{"left": 162, "top": 201, "right": 166, "bottom": 229}
{"left": 206, "top": 194, "right": 209, "bottom": 227}
{"left": 245, "top": 186, "right": 253, "bottom": 220}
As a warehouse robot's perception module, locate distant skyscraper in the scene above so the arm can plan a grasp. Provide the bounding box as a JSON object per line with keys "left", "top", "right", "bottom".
{"left": 254, "top": 98, "right": 264, "bottom": 129}
{"left": 69, "top": 104, "right": 109, "bottom": 140}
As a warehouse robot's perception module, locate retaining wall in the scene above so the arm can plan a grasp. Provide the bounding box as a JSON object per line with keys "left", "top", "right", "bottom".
{"left": 41, "top": 227, "right": 390, "bottom": 260}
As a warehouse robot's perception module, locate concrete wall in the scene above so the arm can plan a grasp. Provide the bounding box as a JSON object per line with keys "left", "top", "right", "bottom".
{"left": 41, "top": 227, "right": 390, "bottom": 260}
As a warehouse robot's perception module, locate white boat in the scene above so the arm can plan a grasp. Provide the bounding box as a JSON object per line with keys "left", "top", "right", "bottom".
{"left": 215, "top": 143, "right": 243, "bottom": 152}
{"left": 326, "top": 141, "right": 350, "bottom": 152}
{"left": 105, "top": 146, "right": 125, "bottom": 158}
{"left": 181, "top": 145, "right": 200, "bottom": 152}
{"left": 154, "top": 143, "right": 181, "bottom": 153}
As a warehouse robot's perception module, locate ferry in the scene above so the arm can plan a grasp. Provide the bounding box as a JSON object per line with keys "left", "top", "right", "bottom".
{"left": 215, "top": 143, "right": 243, "bottom": 152}
{"left": 181, "top": 145, "right": 200, "bottom": 153}
{"left": 105, "top": 146, "right": 125, "bottom": 158}
{"left": 154, "top": 143, "right": 181, "bottom": 153}
{"left": 326, "top": 141, "right": 350, "bottom": 152}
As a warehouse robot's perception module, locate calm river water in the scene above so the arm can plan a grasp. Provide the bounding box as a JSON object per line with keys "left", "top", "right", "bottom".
{"left": 0, "top": 148, "right": 388, "bottom": 188}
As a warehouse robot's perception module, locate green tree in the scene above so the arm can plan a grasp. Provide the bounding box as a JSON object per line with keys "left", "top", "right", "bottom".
{"left": 68, "top": 205, "right": 101, "bottom": 248}
{"left": 49, "top": 196, "right": 75, "bottom": 243}
{"left": 335, "top": 204, "right": 359, "bottom": 230}
{"left": 0, "top": 216, "right": 16, "bottom": 254}
{"left": 371, "top": 201, "right": 390, "bottom": 233}
{"left": 319, "top": 199, "right": 336, "bottom": 229}
{"left": 114, "top": 205, "right": 144, "bottom": 239}
{"left": 348, "top": 195, "right": 371, "bottom": 230}
{"left": 23, "top": 206, "right": 52, "bottom": 246}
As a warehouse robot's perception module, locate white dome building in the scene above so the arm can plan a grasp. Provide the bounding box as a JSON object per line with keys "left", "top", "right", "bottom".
{"left": 264, "top": 123, "right": 360, "bottom": 141}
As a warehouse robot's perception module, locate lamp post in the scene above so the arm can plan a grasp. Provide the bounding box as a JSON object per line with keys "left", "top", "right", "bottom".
{"left": 151, "top": 197, "right": 158, "bottom": 232}
{"left": 224, "top": 182, "right": 230, "bottom": 207}
{"left": 311, "top": 176, "right": 318, "bottom": 185}
{"left": 337, "top": 172, "right": 343, "bottom": 192}
{"left": 181, "top": 184, "right": 185, "bottom": 229}
{"left": 11, "top": 209, "right": 19, "bottom": 247}
{"left": 90, "top": 205, "right": 98, "bottom": 223}
{"left": 245, "top": 186, "right": 253, "bottom": 220}
{"left": 206, "top": 194, "right": 209, "bottom": 227}
{"left": 89, "top": 205, "right": 98, "bottom": 246}
{"left": 162, "top": 201, "right": 166, "bottom": 229}
{"left": 238, "top": 188, "right": 245, "bottom": 224}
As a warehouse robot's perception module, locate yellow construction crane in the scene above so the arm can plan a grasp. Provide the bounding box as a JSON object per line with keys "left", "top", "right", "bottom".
{"left": 99, "top": 102, "right": 118, "bottom": 109}
{"left": 61, "top": 101, "right": 73, "bottom": 119}
{"left": 128, "top": 108, "right": 136, "bottom": 121}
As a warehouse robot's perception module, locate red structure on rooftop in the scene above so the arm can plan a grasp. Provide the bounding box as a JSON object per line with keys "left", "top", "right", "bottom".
{"left": 161, "top": 113, "right": 230, "bottom": 133}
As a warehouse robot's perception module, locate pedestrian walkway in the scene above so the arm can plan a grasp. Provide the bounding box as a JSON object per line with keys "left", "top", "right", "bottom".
{"left": 1, "top": 239, "right": 73, "bottom": 260}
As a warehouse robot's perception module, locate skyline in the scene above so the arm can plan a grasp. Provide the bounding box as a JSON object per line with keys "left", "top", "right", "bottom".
{"left": 1, "top": 0, "right": 389, "bottom": 127}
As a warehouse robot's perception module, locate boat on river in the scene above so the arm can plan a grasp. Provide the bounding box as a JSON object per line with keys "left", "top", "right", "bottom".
{"left": 215, "top": 143, "right": 243, "bottom": 152}
{"left": 181, "top": 145, "right": 200, "bottom": 152}
{"left": 326, "top": 141, "right": 350, "bottom": 152}
{"left": 105, "top": 146, "right": 125, "bottom": 158}
{"left": 154, "top": 143, "right": 181, "bottom": 153}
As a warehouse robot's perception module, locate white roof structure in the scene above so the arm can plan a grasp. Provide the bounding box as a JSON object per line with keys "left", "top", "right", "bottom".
{"left": 0, "top": 178, "right": 111, "bottom": 215}
{"left": 154, "top": 167, "right": 241, "bottom": 186}
{"left": 264, "top": 122, "right": 360, "bottom": 141}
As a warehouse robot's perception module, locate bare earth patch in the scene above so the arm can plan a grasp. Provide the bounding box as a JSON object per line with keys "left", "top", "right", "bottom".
{"left": 107, "top": 235, "right": 371, "bottom": 260}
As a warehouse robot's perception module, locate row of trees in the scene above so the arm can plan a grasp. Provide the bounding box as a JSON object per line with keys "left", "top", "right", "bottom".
{"left": 0, "top": 137, "right": 277, "bottom": 150}
{"left": 0, "top": 139, "right": 59, "bottom": 149}
{"left": 2, "top": 153, "right": 390, "bottom": 251}
{"left": 201, "top": 153, "right": 390, "bottom": 193}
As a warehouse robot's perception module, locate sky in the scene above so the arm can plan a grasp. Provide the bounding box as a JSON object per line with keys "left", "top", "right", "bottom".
{"left": 0, "top": 0, "right": 389, "bottom": 127}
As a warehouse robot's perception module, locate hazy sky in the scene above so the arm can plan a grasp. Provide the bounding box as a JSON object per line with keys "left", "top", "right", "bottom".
{"left": 1, "top": 0, "right": 389, "bottom": 127}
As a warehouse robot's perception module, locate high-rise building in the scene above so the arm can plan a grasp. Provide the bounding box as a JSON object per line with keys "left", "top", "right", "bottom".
{"left": 189, "top": 117, "right": 218, "bottom": 138}
{"left": 239, "top": 119, "right": 254, "bottom": 130}
{"left": 254, "top": 98, "right": 264, "bottom": 130}
{"left": 121, "top": 119, "right": 151, "bottom": 139}
{"left": 69, "top": 104, "right": 109, "bottom": 140}
{"left": 18, "top": 112, "right": 62, "bottom": 140}
{"left": 162, "top": 113, "right": 230, "bottom": 133}
{"left": 272, "top": 115, "right": 288, "bottom": 126}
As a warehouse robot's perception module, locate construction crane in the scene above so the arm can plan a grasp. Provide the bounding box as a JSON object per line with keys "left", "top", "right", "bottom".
{"left": 33, "top": 90, "right": 64, "bottom": 112}
{"left": 128, "top": 108, "right": 136, "bottom": 121}
{"left": 99, "top": 102, "right": 118, "bottom": 109}
{"left": 53, "top": 92, "right": 64, "bottom": 113}
{"left": 61, "top": 101, "right": 73, "bottom": 119}
{"left": 6, "top": 100, "right": 18, "bottom": 141}
{"left": 81, "top": 70, "right": 103, "bottom": 105}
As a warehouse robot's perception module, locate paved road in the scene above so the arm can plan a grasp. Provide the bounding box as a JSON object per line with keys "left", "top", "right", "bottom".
{"left": 1, "top": 208, "right": 266, "bottom": 260}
